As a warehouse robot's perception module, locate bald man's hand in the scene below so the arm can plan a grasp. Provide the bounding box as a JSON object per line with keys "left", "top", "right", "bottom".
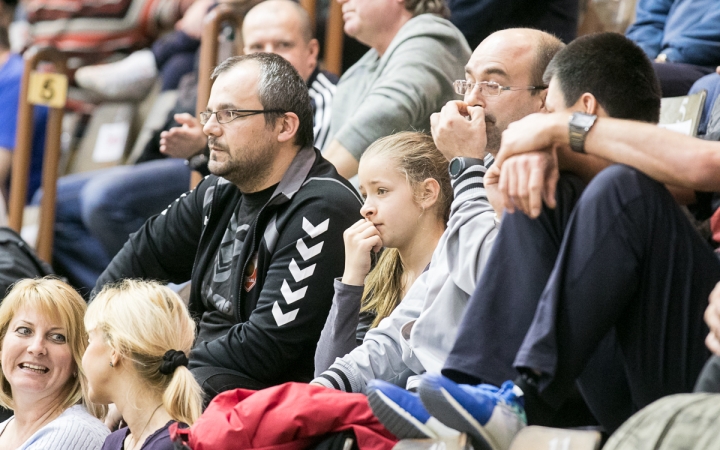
{"left": 430, "top": 101, "right": 488, "bottom": 161}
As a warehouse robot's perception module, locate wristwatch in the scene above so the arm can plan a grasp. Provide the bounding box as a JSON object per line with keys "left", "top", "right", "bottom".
{"left": 448, "top": 157, "right": 485, "bottom": 179}
{"left": 568, "top": 112, "right": 597, "bottom": 154}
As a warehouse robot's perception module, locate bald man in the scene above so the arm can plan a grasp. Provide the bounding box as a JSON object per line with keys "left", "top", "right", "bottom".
{"left": 322, "top": 0, "right": 470, "bottom": 179}
{"left": 241, "top": 0, "right": 336, "bottom": 149}
{"left": 312, "top": 28, "right": 564, "bottom": 407}
{"left": 51, "top": 0, "right": 338, "bottom": 294}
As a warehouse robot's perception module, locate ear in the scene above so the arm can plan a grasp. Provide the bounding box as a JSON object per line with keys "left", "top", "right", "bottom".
{"left": 308, "top": 38, "right": 320, "bottom": 61}
{"left": 579, "top": 92, "right": 600, "bottom": 115}
{"left": 306, "top": 39, "right": 320, "bottom": 75}
{"left": 538, "top": 88, "right": 549, "bottom": 113}
{"left": 276, "top": 112, "right": 301, "bottom": 144}
{"left": 110, "top": 350, "right": 121, "bottom": 369}
{"left": 417, "top": 178, "right": 441, "bottom": 210}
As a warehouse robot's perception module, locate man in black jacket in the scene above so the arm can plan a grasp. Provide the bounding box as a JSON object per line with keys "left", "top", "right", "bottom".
{"left": 95, "top": 53, "right": 362, "bottom": 399}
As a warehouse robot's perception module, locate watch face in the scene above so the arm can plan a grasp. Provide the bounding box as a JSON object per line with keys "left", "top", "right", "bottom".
{"left": 449, "top": 158, "right": 463, "bottom": 176}
{"left": 572, "top": 113, "right": 596, "bottom": 130}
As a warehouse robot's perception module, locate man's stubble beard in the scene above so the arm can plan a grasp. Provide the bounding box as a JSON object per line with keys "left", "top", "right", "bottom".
{"left": 208, "top": 136, "right": 277, "bottom": 192}
{"left": 484, "top": 112, "right": 501, "bottom": 154}
{"left": 485, "top": 124, "right": 501, "bottom": 153}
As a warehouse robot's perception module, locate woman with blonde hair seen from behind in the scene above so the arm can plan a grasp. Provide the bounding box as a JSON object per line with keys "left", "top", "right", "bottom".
{"left": 315, "top": 131, "right": 452, "bottom": 373}
{"left": 83, "top": 279, "right": 202, "bottom": 450}
{"left": 0, "top": 277, "right": 109, "bottom": 449}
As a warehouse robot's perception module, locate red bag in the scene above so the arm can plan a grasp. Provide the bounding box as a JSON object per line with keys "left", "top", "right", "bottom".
{"left": 170, "top": 382, "right": 397, "bottom": 450}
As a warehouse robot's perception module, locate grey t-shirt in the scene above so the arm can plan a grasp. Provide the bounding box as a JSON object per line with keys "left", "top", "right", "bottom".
{"left": 324, "top": 14, "right": 471, "bottom": 159}
{"left": 196, "top": 184, "right": 276, "bottom": 346}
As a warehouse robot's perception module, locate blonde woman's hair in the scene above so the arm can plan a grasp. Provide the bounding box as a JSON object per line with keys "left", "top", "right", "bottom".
{"left": 0, "top": 277, "right": 106, "bottom": 418}
{"left": 359, "top": 131, "right": 452, "bottom": 328}
{"left": 86, "top": 280, "right": 202, "bottom": 425}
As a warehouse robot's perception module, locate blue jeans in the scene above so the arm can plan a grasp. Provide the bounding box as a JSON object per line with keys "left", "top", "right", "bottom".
{"left": 689, "top": 72, "right": 720, "bottom": 135}
{"left": 48, "top": 158, "right": 191, "bottom": 294}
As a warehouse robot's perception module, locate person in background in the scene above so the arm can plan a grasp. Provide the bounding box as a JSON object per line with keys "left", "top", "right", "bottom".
{"left": 21, "top": 0, "right": 193, "bottom": 66}
{"left": 688, "top": 66, "right": 720, "bottom": 136}
{"left": 0, "top": 278, "right": 108, "bottom": 449}
{"left": 74, "top": 0, "right": 212, "bottom": 101}
{"left": 50, "top": 0, "right": 338, "bottom": 295}
{"left": 626, "top": 0, "right": 720, "bottom": 97}
{"left": 447, "top": 0, "right": 577, "bottom": 50}
{"left": 314, "top": 131, "right": 451, "bottom": 374}
{"left": 84, "top": 280, "right": 202, "bottom": 450}
{"left": 0, "top": 0, "right": 47, "bottom": 207}
{"left": 322, "top": 0, "right": 470, "bottom": 179}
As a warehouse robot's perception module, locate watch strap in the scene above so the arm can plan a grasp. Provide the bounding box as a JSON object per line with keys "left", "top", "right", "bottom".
{"left": 568, "top": 112, "right": 597, "bottom": 154}
{"left": 449, "top": 157, "right": 484, "bottom": 179}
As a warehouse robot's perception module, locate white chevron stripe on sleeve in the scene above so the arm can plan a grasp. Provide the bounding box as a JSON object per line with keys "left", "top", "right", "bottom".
{"left": 281, "top": 280, "right": 308, "bottom": 304}
{"left": 289, "top": 259, "right": 316, "bottom": 282}
{"left": 296, "top": 239, "right": 324, "bottom": 260}
{"left": 272, "top": 301, "right": 299, "bottom": 326}
{"left": 302, "top": 217, "right": 329, "bottom": 238}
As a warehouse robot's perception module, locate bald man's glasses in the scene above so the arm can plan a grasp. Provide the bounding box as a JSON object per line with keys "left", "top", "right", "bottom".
{"left": 199, "top": 109, "right": 286, "bottom": 125}
{"left": 454, "top": 80, "right": 547, "bottom": 97}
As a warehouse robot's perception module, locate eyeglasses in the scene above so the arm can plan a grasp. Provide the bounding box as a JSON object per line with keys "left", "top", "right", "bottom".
{"left": 199, "top": 109, "right": 286, "bottom": 125}
{"left": 453, "top": 80, "right": 547, "bottom": 97}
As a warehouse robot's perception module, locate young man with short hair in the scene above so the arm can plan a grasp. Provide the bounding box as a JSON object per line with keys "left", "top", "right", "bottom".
{"left": 417, "top": 33, "right": 720, "bottom": 448}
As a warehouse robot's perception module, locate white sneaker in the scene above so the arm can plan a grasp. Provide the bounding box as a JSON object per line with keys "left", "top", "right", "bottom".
{"left": 75, "top": 49, "right": 158, "bottom": 101}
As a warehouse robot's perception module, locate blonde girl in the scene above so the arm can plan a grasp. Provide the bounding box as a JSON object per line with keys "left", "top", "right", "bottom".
{"left": 315, "top": 131, "right": 452, "bottom": 373}
{"left": 82, "top": 279, "right": 202, "bottom": 450}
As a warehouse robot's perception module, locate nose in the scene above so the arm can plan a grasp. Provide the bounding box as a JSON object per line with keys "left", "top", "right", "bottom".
{"left": 465, "top": 86, "right": 486, "bottom": 108}
{"left": 360, "top": 199, "right": 376, "bottom": 219}
{"left": 27, "top": 335, "right": 47, "bottom": 356}
{"left": 202, "top": 112, "right": 222, "bottom": 137}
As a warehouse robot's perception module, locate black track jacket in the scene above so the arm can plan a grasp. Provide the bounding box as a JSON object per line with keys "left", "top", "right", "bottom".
{"left": 95, "top": 147, "right": 362, "bottom": 386}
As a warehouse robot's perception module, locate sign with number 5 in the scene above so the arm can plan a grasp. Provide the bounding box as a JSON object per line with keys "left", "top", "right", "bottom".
{"left": 27, "top": 71, "right": 68, "bottom": 109}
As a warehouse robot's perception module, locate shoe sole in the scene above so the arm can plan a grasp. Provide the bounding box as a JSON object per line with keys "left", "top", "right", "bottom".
{"left": 367, "top": 388, "right": 437, "bottom": 440}
{"left": 419, "top": 384, "right": 498, "bottom": 450}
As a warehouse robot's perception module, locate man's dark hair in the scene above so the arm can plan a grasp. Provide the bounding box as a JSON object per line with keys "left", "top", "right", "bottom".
{"left": 211, "top": 53, "right": 314, "bottom": 148}
{"left": 543, "top": 32, "right": 661, "bottom": 123}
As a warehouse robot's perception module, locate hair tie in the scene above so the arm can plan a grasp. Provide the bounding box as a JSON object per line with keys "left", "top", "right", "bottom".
{"left": 159, "top": 350, "right": 189, "bottom": 375}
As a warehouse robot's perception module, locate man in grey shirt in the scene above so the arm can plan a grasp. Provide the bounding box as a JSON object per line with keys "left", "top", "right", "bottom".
{"left": 323, "top": 0, "right": 471, "bottom": 179}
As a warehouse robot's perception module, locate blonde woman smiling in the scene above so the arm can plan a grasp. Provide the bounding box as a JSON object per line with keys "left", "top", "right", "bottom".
{"left": 0, "top": 278, "right": 108, "bottom": 450}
